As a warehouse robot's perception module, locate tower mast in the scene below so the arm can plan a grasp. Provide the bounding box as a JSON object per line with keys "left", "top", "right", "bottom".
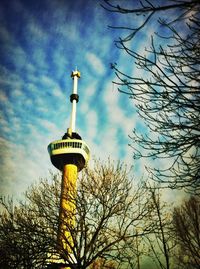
{"left": 69, "top": 70, "right": 80, "bottom": 134}
{"left": 47, "top": 70, "right": 90, "bottom": 268}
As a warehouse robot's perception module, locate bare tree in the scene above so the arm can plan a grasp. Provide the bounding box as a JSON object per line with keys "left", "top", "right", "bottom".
{"left": 0, "top": 174, "right": 59, "bottom": 269}
{"left": 0, "top": 160, "right": 153, "bottom": 269}
{"left": 172, "top": 196, "right": 200, "bottom": 268}
{"left": 102, "top": 0, "right": 200, "bottom": 193}
{"left": 143, "top": 185, "right": 176, "bottom": 269}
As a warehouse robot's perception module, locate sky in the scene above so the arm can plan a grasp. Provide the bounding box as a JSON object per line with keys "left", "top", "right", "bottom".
{"left": 0, "top": 0, "right": 185, "bottom": 202}
{"left": 0, "top": 0, "right": 139, "bottom": 199}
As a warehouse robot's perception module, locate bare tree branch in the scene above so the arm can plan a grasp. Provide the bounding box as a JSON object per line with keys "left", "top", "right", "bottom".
{"left": 0, "top": 160, "right": 154, "bottom": 268}
{"left": 104, "top": 0, "right": 200, "bottom": 193}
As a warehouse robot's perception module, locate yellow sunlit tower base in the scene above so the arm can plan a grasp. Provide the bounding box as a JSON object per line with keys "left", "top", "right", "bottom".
{"left": 47, "top": 70, "right": 90, "bottom": 269}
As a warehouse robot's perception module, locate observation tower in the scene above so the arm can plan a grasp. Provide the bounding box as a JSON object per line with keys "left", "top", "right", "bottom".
{"left": 47, "top": 70, "right": 90, "bottom": 267}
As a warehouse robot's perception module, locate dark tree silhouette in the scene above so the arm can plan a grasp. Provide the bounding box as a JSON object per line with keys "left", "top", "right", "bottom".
{"left": 172, "top": 196, "right": 200, "bottom": 269}
{"left": 102, "top": 0, "right": 200, "bottom": 193}
{"left": 143, "top": 185, "right": 176, "bottom": 269}
{"left": 0, "top": 161, "right": 153, "bottom": 269}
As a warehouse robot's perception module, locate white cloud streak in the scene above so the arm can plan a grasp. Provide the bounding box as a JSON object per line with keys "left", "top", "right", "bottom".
{"left": 86, "top": 52, "right": 106, "bottom": 75}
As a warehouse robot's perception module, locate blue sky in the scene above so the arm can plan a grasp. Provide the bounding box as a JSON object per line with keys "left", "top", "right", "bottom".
{"left": 0, "top": 0, "right": 184, "bottom": 201}
{"left": 0, "top": 0, "right": 141, "bottom": 199}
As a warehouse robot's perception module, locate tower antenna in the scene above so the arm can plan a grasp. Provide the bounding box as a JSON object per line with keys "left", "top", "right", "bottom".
{"left": 67, "top": 70, "right": 81, "bottom": 136}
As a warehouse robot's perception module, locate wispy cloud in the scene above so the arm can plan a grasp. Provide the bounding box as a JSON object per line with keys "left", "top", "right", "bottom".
{"left": 86, "top": 52, "right": 106, "bottom": 75}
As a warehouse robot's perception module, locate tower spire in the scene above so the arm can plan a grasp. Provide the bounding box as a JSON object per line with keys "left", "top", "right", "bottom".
{"left": 67, "top": 70, "right": 81, "bottom": 136}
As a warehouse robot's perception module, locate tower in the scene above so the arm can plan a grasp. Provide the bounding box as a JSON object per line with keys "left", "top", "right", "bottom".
{"left": 47, "top": 70, "right": 90, "bottom": 267}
